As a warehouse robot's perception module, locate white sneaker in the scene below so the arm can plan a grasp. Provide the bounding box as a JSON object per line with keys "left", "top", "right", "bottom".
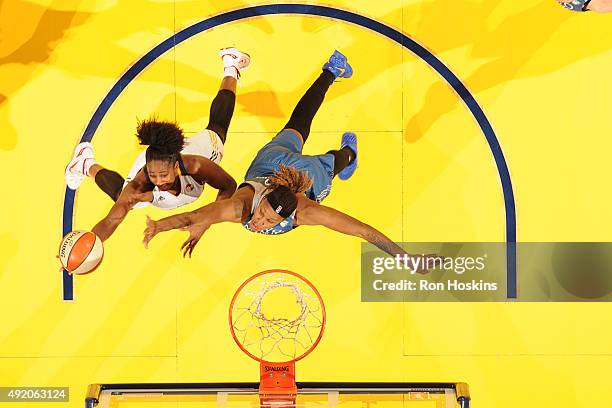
{"left": 65, "top": 142, "right": 95, "bottom": 190}
{"left": 220, "top": 47, "right": 250, "bottom": 78}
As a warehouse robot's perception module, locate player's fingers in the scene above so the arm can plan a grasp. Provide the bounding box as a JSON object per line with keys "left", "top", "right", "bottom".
{"left": 182, "top": 241, "right": 192, "bottom": 257}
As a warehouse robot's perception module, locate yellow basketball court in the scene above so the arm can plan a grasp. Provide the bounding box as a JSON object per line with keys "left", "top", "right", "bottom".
{"left": 1, "top": 1, "right": 611, "bottom": 407}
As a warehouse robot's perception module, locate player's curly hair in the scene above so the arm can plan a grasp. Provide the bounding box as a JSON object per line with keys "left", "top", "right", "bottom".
{"left": 136, "top": 117, "right": 185, "bottom": 163}
{"left": 266, "top": 164, "right": 313, "bottom": 194}
{"left": 263, "top": 165, "right": 314, "bottom": 219}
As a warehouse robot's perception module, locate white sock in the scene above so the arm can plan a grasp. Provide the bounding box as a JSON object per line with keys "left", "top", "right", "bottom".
{"left": 84, "top": 158, "right": 96, "bottom": 176}
{"left": 224, "top": 66, "right": 239, "bottom": 79}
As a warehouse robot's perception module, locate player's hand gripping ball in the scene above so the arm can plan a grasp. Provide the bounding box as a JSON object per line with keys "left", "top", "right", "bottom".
{"left": 58, "top": 230, "right": 104, "bottom": 275}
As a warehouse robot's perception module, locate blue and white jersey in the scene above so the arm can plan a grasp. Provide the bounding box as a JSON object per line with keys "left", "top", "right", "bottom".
{"left": 241, "top": 177, "right": 297, "bottom": 235}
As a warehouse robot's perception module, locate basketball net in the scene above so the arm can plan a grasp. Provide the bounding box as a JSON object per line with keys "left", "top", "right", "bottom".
{"left": 230, "top": 270, "right": 326, "bottom": 407}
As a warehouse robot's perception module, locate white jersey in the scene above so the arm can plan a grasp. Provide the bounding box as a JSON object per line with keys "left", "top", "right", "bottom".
{"left": 124, "top": 129, "right": 224, "bottom": 210}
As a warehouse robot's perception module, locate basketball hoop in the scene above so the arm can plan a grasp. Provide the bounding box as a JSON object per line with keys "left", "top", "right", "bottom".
{"left": 229, "top": 270, "right": 326, "bottom": 407}
{"left": 85, "top": 273, "right": 470, "bottom": 408}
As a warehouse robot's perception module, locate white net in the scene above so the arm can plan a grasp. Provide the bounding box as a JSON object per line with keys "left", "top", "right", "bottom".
{"left": 230, "top": 272, "right": 325, "bottom": 363}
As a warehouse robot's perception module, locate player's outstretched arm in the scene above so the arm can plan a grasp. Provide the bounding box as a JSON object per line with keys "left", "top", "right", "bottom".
{"left": 297, "top": 201, "right": 407, "bottom": 257}
{"left": 92, "top": 179, "right": 151, "bottom": 242}
{"left": 298, "top": 202, "right": 441, "bottom": 274}
{"left": 143, "top": 196, "right": 245, "bottom": 249}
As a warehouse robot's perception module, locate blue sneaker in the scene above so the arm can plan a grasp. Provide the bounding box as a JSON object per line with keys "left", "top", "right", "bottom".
{"left": 338, "top": 132, "right": 358, "bottom": 180}
{"left": 323, "top": 50, "right": 353, "bottom": 79}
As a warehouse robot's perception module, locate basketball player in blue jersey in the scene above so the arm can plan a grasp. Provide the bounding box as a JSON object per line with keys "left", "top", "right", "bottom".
{"left": 64, "top": 48, "right": 249, "bottom": 242}
{"left": 143, "top": 51, "right": 417, "bottom": 261}
{"left": 558, "top": 0, "right": 612, "bottom": 12}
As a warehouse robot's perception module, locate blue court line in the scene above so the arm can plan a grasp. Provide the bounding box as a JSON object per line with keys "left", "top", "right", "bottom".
{"left": 62, "top": 4, "right": 517, "bottom": 300}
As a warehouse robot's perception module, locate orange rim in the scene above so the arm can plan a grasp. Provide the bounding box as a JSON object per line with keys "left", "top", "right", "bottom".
{"left": 229, "top": 269, "right": 326, "bottom": 364}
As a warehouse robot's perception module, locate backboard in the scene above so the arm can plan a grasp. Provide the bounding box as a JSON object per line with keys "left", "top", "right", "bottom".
{"left": 85, "top": 271, "right": 470, "bottom": 408}
{"left": 85, "top": 382, "right": 470, "bottom": 408}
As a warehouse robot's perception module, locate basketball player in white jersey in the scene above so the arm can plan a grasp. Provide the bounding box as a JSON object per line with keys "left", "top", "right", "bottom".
{"left": 142, "top": 51, "right": 440, "bottom": 272}
{"left": 64, "top": 47, "right": 249, "bottom": 242}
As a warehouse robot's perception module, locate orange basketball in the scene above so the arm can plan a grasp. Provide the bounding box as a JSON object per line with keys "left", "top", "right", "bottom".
{"left": 58, "top": 230, "right": 104, "bottom": 275}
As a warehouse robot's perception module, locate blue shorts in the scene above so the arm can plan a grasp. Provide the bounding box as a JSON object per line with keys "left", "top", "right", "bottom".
{"left": 244, "top": 129, "right": 335, "bottom": 202}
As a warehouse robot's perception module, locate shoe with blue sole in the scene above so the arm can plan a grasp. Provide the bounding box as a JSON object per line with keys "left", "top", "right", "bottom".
{"left": 323, "top": 50, "right": 353, "bottom": 79}
{"left": 338, "top": 132, "right": 358, "bottom": 180}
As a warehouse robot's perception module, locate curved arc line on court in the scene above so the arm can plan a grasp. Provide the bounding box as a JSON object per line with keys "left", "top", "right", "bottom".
{"left": 62, "top": 4, "right": 517, "bottom": 300}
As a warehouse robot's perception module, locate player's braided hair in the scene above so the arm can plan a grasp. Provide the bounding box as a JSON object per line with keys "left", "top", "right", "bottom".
{"left": 136, "top": 117, "right": 185, "bottom": 163}
{"left": 263, "top": 165, "right": 314, "bottom": 219}
{"left": 266, "top": 165, "right": 313, "bottom": 194}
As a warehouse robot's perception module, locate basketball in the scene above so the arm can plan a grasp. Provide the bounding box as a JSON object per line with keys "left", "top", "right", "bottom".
{"left": 58, "top": 230, "right": 104, "bottom": 275}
